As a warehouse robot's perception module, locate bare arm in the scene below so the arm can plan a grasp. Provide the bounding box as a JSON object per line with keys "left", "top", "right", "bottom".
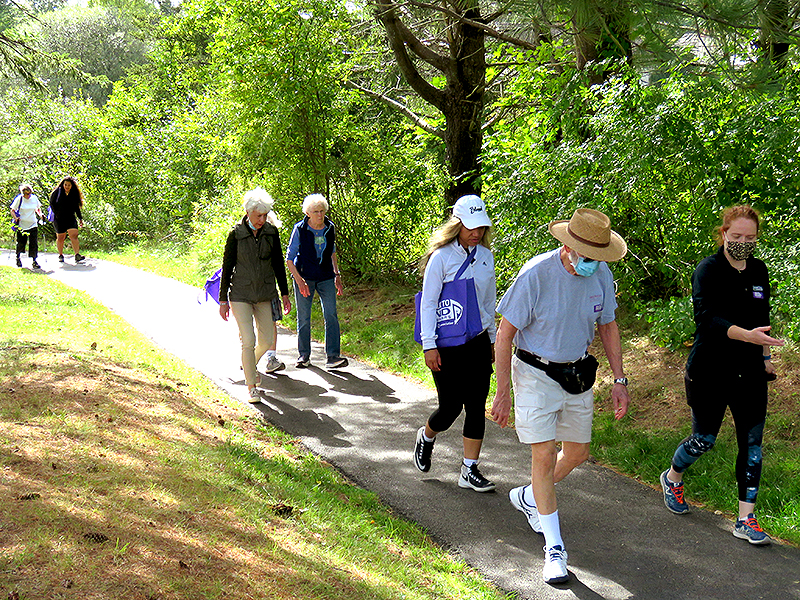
{"left": 597, "top": 320, "right": 630, "bottom": 420}
{"left": 490, "top": 317, "right": 518, "bottom": 428}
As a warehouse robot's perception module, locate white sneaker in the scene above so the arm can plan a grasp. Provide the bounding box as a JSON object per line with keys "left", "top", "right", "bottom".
{"left": 248, "top": 387, "right": 262, "bottom": 403}
{"left": 509, "top": 485, "right": 542, "bottom": 533}
{"left": 542, "top": 545, "right": 569, "bottom": 584}
{"left": 265, "top": 356, "right": 285, "bottom": 373}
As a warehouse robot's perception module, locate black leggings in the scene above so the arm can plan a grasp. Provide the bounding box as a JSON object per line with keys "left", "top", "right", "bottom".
{"left": 671, "top": 373, "right": 767, "bottom": 503}
{"left": 428, "top": 331, "right": 492, "bottom": 440}
{"left": 16, "top": 227, "right": 38, "bottom": 259}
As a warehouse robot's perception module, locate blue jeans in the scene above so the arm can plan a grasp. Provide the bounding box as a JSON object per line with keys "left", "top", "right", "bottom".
{"left": 294, "top": 277, "right": 340, "bottom": 360}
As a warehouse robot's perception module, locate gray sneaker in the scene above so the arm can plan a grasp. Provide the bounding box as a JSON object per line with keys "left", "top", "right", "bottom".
{"left": 295, "top": 356, "right": 311, "bottom": 369}
{"left": 733, "top": 514, "right": 771, "bottom": 545}
{"left": 248, "top": 387, "right": 262, "bottom": 403}
{"left": 326, "top": 356, "right": 348, "bottom": 369}
{"left": 660, "top": 470, "right": 689, "bottom": 515}
{"left": 509, "top": 485, "right": 542, "bottom": 533}
{"left": 265, "top": 356, "right": 285, "bottom": 373}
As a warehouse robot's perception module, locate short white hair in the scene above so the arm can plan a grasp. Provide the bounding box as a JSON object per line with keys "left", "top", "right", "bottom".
{"left": 243, "top": 187, "right": 275, "bottom": 214}
{"left": 302, "top": 193, "right": 329, "bottom": 215}
{"left": 243, "top": 187, "right": 282, "bottom": 228}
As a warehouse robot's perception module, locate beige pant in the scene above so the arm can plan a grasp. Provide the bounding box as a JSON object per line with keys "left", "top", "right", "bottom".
{"left": 230, "top": 301, "right": 276, "bottom": 387}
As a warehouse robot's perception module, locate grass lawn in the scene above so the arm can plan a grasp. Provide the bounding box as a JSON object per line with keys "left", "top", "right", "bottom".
{"left": 0, "top": 267, "right": 511, "bottom": 600}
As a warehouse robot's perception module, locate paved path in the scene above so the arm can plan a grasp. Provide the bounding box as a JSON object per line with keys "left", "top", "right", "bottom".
{"left": 5, "top": 249, "right": 800, "bottom": 600}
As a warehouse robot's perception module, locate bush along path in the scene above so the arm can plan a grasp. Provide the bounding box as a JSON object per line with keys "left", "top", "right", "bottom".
{"left": 10, "top": 249, "right": 800, "bottom": 600}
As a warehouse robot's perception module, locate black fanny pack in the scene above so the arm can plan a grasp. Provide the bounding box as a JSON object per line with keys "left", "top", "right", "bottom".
{"left": 515, "top": 349, "right": 599, "bottom": 395}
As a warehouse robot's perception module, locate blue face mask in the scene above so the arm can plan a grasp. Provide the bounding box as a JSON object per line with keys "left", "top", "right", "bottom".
{"left": 570, "top": 251, "right": 600, "bottom": 277}
{"left": 247, "top": 218, "right": 258, "bottom": 231}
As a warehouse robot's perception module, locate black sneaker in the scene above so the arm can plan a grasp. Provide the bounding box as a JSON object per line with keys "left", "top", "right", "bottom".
{"left": 58, "top": 254, "right": 64, "bottom": 263}
{"left": 295, "top": 356, "right": 311, "bottom": 368}
{"left": 414, "top": 427, "right": 434, "bottom": 472}
{"left": 75, "top": 253, "right": 85, "bottom": 263}
{"left": 16, "top": 256, "right": 22, "bottom": 267}
{"left": 32, "top": 260, "right": 41, "bottom": 269}
{"left": 458, "top": 463, "right": 496, "bottom": 492}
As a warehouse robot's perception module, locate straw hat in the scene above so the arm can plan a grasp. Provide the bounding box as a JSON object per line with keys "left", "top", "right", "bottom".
{"left": 548, "top": 208, "right": 627, "bottom": 262}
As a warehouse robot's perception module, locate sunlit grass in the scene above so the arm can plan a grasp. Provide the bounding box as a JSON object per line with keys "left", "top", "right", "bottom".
{"left": 0, "top": 267, "right": 511, "bottom": 600}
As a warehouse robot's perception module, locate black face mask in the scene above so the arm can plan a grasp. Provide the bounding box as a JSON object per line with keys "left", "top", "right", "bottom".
{"left": 725, "top": 239, "right": 756, "bottom": 261}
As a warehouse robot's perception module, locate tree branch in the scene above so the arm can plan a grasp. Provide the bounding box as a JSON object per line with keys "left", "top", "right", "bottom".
{"left": 344, "top": 79, "right": 444, "bottom": 138}
{"left": 405, "top": 0, "right": 542, "bottom": 50}
{"left": 374, "top": 0, "right": 448, "bottom": 109}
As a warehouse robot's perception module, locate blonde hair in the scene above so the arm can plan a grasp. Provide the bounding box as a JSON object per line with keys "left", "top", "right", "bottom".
{"left": 419, "top": 216, "right": 492, "bottom": 272}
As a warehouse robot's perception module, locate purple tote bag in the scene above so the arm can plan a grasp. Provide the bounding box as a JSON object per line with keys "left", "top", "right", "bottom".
{"left": 414, "top": 247, "right": 484, "bottom": 348}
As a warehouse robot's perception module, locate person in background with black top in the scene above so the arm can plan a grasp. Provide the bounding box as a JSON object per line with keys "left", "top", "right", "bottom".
{"left": 413, "top": 195, "right": 497, "bottom": 493}
{"left": 50, "top": 176, "right": 86, "bottom": 264}
{"left": 218, "top": 188, "right": 291, "bottom": 402}
{"left": 285, "top": 194, "right": 347, "bottom": 370}
{"left": 660, "top": 204, "right": 784, "bottom": 545}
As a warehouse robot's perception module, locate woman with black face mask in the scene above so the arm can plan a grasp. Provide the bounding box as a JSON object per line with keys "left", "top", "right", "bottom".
{"left": 659, "top": 204, "right": 784, "bottom": 545}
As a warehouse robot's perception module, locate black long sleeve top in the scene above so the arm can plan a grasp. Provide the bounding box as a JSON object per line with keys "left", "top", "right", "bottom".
{"left": 49, "top": 188, "right": 83, "bottom": 221}
{"left": 686, "top": 246, "right": 771, "bottom": 379}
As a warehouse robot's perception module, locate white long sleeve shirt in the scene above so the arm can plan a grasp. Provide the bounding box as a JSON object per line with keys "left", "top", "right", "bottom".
{"left": 420, "top": 239, "right": 497, "bottom": 351}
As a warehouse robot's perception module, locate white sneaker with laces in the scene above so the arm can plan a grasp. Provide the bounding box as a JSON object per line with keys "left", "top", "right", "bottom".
{"left": 542, "top": 545, "right": 569, "bottom": 584}
{"left": 509, "top": 485, "right": 542, "bottom": 533}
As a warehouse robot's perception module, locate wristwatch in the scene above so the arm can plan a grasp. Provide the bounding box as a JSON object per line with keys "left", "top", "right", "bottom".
{"left": 614, "top": 377, "right": 629, "bottom": 386}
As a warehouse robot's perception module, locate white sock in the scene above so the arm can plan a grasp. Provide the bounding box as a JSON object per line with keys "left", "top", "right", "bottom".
{"left": 267, "top": 350, "right": 276, "bottom": 358}
{"left": 422, "top": 432, "right": 435, "bottom": 443}
{"left": 463, "top": 458, "right": 477, "bottom": 468}
{"left": 539, "top": 510, "right": 564, "bottom": 550}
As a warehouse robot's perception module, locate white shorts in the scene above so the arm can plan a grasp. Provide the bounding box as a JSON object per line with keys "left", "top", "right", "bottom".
{"left": 512, "top": 355, "right": 594, "bottom": 444}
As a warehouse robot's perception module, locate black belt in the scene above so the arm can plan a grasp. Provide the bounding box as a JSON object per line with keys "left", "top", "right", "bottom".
{"left": 514, "top": 348, "right": 587, "bottom": 369}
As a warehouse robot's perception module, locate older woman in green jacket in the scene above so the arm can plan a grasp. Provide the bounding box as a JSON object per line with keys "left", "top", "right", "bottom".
{"left": 219, "top": 188, "right": 291, "bottom": 401}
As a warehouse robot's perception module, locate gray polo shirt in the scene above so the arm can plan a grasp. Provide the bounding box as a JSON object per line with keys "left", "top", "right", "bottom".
{"left": 497, "top": 248, "right": 617, "bottom": 363}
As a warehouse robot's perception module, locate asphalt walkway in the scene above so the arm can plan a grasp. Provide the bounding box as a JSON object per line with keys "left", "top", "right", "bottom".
{"left": 5, "top": 249, "right": 800, "bottom": 600}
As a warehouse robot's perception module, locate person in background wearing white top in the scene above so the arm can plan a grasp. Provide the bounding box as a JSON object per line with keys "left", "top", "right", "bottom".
{"left": 413, "top": 194, "right": 497, "bottom": 493}
{"left": 10, "top": 183, "right": 43, "bottom": 269}
{"left": 491, "top": 208, "right": 630, "bottom": 585}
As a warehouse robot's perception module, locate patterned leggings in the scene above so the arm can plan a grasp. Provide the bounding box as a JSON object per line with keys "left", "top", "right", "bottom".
{"left": 671, "top": 373, "right": 767, "bottom": 504}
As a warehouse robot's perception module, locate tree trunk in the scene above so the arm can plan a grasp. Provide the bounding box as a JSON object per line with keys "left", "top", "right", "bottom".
{"left": 373, "top": 0, "right": 486, "bottom": 205}
{"left": 443, "top": 3, "right": 485, "bottom": 204}
{"left": 759, "top": 0, "right": 790, "bottom": 72}
{"left": 574, "top": 0, "right": 631, "bottom": 85}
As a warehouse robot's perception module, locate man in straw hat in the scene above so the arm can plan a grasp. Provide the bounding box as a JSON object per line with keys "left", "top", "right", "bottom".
{"left": 491, "top": 208, "right": 630, "bottom": 584}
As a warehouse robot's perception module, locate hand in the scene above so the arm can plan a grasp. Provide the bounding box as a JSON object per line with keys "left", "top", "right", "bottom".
{"left": 424, "top": 348, "right": 441, "bottom": 372}
{"left": 219, "top": 302, "right": 230, "bottom": 321}
{"left": 281, "top": 295, "right": 291, "bottom": 315}
{"left": 764, "top": 359, "right": 776, "bottom": 376}
{"left": 611, "top": 383, "right": 630, "bottom": 420}
{"left": 491, "top": 391, "right": 512, "bottom": 428}
{"left": 747, "top": 326, "right": 785, "bottom": 347}
{"left": 335, "top": 274, "right": 344, "bottom": 296}
{"left": 296, "top": 278, "right": 310, "bottom": 297}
